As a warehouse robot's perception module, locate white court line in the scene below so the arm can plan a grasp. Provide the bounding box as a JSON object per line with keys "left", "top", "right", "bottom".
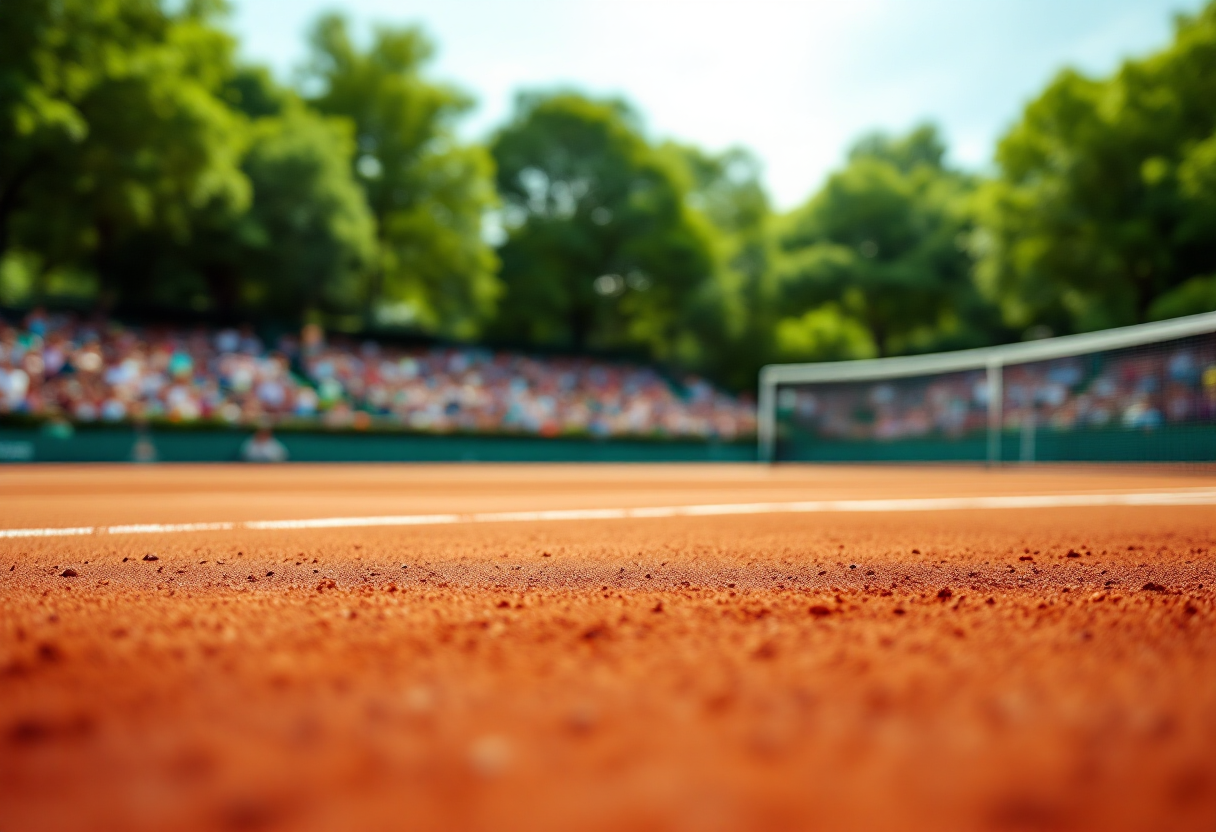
{"left": 104, "top": 522, "right": 236, "bottom": 535}
{"left": 246, "top": 514, "right": 461, "bottom": 530}
{"left": 1, "top": 488, "right": 1215, "bottom": 540}
{"left": 0, "top": 526, "right": 95, "bottom": 539}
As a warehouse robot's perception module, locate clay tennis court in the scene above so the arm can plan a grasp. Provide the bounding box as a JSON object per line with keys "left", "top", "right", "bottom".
{"left": 2, "top": 464, "right": 1214, "bottom": 831}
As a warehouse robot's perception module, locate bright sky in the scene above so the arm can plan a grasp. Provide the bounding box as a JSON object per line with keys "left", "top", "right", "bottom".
{"left": 230, "top": 0, "right": 1206, "bottom": 209}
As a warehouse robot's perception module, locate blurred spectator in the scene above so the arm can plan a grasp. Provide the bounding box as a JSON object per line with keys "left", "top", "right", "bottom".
{"left": 0, "top": 312, "right": 755, "bottom": 440}
{"left": 131, "top": 426, "right": 158, "bottom": 464}
{"left": 297, "top": 333, "right": 754, "bottom": 440}
{"left": 784, "top": 338, "right": 1216, "bottom": 441}
{"left": 241, "top": 426, "right": 288, "bottom": 463}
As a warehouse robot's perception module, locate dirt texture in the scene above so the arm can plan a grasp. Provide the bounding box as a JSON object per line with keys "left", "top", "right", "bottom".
{"left": 1, "top": 465, "right": 1215, "bottom": 831}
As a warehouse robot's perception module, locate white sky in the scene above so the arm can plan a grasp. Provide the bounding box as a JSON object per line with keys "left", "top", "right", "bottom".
{"left": 230, "top": 0, "right": 1206, "bottom": 209}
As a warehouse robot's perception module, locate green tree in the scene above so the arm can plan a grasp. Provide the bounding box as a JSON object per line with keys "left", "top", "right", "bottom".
{"left": 663, "top": 143, "right": 782, "bottom": 387}
{"left": 489, "top": 91, "right": 715, "bottom": 358}
{"left": 302, "top": 13, "right": 499, "bottom": 337}
{"left": 777, "top": 125, "right": 994, "bottom": 358}
{"left": 0, "top": 0, "right": 249, "bottom": 303}
{"left": 975, "top": 2, "right": 1216, "bottom": 333}
{"left": 104, "top": 66, "right": 376, "bottom": 322}
{"left": 205, "top": 101, "right": 376, "bottom": 319}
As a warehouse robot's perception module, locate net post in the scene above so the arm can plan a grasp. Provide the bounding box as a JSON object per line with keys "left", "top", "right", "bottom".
{"left": 986, "top": 358, "right": 1003, "bottom": 468}
{"left": 758, "top": 366, "right": 776, "bottom": 464}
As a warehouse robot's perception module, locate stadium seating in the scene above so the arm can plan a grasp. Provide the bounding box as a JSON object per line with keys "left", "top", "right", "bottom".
{"left": 0, "top": 312, "right": 756, "bottom": 440}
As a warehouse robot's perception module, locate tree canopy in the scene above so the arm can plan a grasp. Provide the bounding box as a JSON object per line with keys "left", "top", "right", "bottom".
{"left": 303, "top": 13, "right": 499, "bottom": 337}
{"left": 0, "top": 0, "right": 249, "bottom": 305}
{"left": 488, "top": 92, "right": 714, "bottom": 357}
{"left": 3, "top": 0, "right": 1216, "bottom": 389}
{"left": 778, "top": 125, "right": 999, "bottom": 358}
{"left": 974, "top": 2, "right": 1216, "bottom": 335}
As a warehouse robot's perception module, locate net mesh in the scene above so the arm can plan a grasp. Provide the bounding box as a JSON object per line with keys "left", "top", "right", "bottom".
{"left": 773, "top": 331, "right": 1216, "bottom": 464}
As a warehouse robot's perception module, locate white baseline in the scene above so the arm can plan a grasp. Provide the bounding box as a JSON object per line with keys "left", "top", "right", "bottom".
{"left": 2, "top": 488, "right": 1215, "bottom": 539}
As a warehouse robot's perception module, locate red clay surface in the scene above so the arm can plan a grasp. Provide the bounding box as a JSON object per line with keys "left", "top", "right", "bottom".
{"left": 1, "top": 464, "right": 1214, "bottom": 831}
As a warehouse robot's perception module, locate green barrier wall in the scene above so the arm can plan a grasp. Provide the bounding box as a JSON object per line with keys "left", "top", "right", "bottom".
{"left": 8, "top": 424, "right": 1209, "bottom": 466}
{"left": 776, "top": 424, "right": 1216, "bottom": 463}
{"left": 0, "top": 426, "right": 756, "bottom": 464}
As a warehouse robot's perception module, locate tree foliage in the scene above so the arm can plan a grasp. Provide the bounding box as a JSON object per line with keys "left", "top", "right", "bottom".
{"left": 63, "top": 41, "right": 377, "bottom": 324}
{"left": 219, "top": 102, "right": 376, "bottom": 317}
{"left": 0, "top": 0, "right": 249, "bottom": 300}
{"left": 975, "top": 3, "right": 1216, "bottom": 334}
{"left": 488, "top": 92, "right": 714, "bottom": 356}
{"left": 3, "top": 0, "right": 1216, "bottom": 389}
{"left": 302, "top": 14, "right": 499, "bottom": 337}
{"left": 662, "top": 144, "right": 783, "bottom": 387}
{"left": 777, "top": 125, "right": 998, "bottom": 358}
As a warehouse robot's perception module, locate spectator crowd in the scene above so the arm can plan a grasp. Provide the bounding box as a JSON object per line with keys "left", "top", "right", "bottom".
{"left": 0, "top": 312, "right": 756, "bottom": 440}
{"left": 782, "top": 337, "right": 1216, "bottom": 442}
